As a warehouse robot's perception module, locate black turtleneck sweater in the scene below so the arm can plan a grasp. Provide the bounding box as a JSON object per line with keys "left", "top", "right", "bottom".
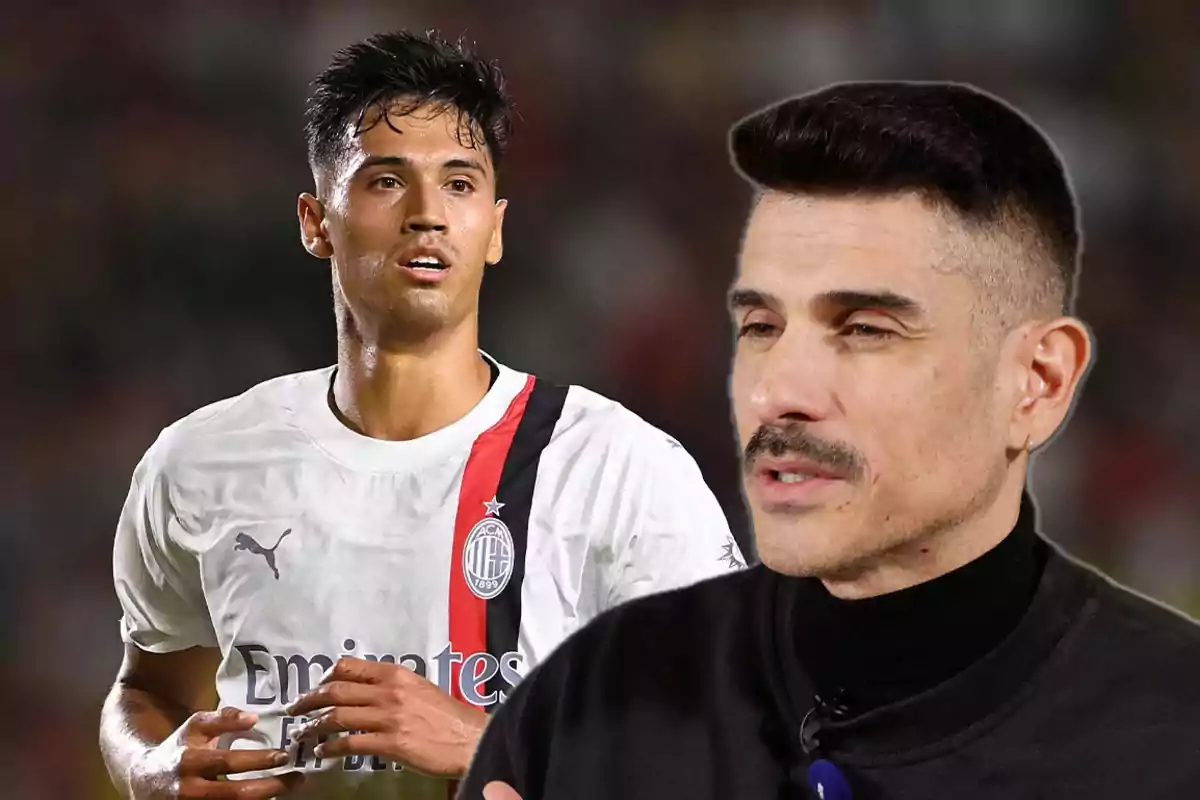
{"left": 792, "top": 495, "right": 1046, "bottom": 716}
{"left": 462, "top": 496, "right": 1200, "bottom": 799}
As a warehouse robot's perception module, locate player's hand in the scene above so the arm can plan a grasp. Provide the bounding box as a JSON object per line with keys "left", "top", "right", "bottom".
{"left": 128, "top": 707, "right": 305, "bottom": 799}
{"left": 286, "top": 656, "right": 488, "bottom": 778}
{"left": 481, "top": 782, "right": 523, "bottom": 800}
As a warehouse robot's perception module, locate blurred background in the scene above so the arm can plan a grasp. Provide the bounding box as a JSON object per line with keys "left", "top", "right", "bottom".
{"left": 4, "top": 0, "right": 1198, "bottom": 796}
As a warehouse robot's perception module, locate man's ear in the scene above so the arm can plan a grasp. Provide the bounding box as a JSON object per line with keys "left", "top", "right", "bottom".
{"left": 485, "top": 199, "right": 508, "bottom": 266}
{"left": 1008, "top": 316, "right": 1092, "bottom": 451}
{"left": 298, "top": 193, "right": 333, "bottom": 259}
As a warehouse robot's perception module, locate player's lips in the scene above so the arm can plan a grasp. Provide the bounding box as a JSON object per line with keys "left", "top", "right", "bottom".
{"left": 396, "top": 245, "right": 453, "bottom": 283}
{"left": 747, "top": 456, "right": 847, "bottom": 506}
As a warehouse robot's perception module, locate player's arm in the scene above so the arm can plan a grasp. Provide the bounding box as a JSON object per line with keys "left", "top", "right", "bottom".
{"left": 101, "top": 645, "right": 220, "bottom": 766}
{"left": 601, "top": 430, "right": 746, "bottom": 610}
{"left": 100, "top": 443, "right": 302, "bottom": 799}
{"left": 100, "top": 644, "right": 301, "bottom": 798}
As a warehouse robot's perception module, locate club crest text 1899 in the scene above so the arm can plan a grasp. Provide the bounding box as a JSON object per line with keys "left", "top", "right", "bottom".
{"left": 464, "top": 512, "right": 515, "bottom": 600}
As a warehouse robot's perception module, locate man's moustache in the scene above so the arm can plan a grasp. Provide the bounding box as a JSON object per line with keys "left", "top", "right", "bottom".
{"left": 743, "top": 425, "right": 863, "bottom": 481}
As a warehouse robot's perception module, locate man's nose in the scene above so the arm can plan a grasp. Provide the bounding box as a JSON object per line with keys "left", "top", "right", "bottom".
{"left": 402, "top": 181, "right": 448, "bottom": 233}
{"left": 747, "top": 330, "right": 837, "bottom": 427}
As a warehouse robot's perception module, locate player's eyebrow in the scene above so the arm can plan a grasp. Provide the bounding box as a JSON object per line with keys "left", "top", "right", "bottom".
{"left": 352, "top": 155, "right": 489, "bottom": 177}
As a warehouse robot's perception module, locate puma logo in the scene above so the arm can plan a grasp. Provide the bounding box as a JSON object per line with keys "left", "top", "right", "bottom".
{"left": 233, "top": 529, "right": 292, "bottom": 579}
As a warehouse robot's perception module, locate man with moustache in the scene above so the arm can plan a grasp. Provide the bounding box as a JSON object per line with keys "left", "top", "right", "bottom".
{"left": 460, "top": 82, "right": 1200, "bottom": 800}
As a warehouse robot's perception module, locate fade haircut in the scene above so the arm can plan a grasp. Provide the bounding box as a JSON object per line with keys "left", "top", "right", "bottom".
{"left": 729, "top": 81, "right": 1082, "bottom": 321}
{"left": 305, "top": 30, "right": 512, "bottom": 188}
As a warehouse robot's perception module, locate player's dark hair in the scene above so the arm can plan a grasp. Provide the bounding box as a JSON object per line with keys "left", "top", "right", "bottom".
{"left": 729, "top": 81, "right": 1081, "bottom": 312}
{"left": 305, "top": 30, "right": 512, "bottom": 175}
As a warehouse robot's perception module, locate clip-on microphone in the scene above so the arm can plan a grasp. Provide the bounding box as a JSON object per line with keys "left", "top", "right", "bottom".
{"left": 799, "top": 693, "right": 853, "bottom": 800}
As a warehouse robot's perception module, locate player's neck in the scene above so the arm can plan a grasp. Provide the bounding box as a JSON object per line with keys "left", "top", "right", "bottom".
{"left": 819, "top": 467, "right": 1028, "bottom": 600}
{"left": 331, "top": 323, "right": 492, "bottom": 442}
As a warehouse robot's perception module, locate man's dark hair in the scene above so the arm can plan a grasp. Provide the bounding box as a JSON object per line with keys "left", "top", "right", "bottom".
{"left": 305, "top": 30, "right": 512, "bottom": 178}
{"left": 729, "top": 81, "right": 1081, "bottom": 316}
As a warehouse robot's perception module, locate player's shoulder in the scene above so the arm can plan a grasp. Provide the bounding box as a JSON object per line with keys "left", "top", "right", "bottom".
{"left": 143, "top": 367, "right": 330, "bottom": 475}
{"left": 552, "top": 381, "right": 696, "bottom": 465}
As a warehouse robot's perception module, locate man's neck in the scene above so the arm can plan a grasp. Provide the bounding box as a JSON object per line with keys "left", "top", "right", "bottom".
{"left": 791, "top": 480, "right": 1046, "bottom": 713}
{"left": 331, "top": 322, "right": 492, "bottom": 442}
{"left": 820, "top": 472, "right": 1027, "bottom": 600}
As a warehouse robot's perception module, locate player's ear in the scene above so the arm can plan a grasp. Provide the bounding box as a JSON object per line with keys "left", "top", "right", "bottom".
{"left": 298, "top": 193, "right": 333, "bottom": 260}
{"left": 485, "top": 198, "right": 507, "bottom": 266}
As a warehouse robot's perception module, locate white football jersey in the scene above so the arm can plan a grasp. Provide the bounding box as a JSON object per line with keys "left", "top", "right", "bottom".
{"left": 112, "top": 354, "right": 744, "bottom": 799}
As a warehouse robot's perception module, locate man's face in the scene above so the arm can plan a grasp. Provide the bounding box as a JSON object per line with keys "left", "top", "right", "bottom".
{"left": 730, "top": 192, "right": 1012, "bottom": 579}
{"left": 303, "top": 100, "right": 506, "bottom": 344}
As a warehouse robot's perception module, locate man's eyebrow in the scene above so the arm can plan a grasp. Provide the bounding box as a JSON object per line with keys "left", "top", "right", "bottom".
{"left": 727, "top": 287, "right": 927, "bottom": 319}
{"left": 352, "top": 155, "right": 411, "bottom": 175}
{"left": 351, "top": 155, "right": 489, "bottom": 177}
{"left": 728, "top": 288, "right": 781, "bottom": 312}
{"left": 442, "top": 157, "right": 488, "bottom": 173}
{"left": 814, "top": 289, "right": 926, "bottom": 318}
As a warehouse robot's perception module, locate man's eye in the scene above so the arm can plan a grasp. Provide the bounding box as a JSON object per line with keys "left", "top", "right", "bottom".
{"left": 447, "top": 179, "right": 474, "bottom": 193}
{"left": 842, "top": 323, "right": 897, "bottom": 339}
{"left": 372, "top": 176, "right": 401, "bottom": 190}
{"left": 738, "top": 322, "right": 778, "bottom": 339}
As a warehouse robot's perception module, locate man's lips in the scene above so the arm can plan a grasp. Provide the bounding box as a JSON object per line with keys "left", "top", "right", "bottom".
{"left": 746, "top": 456, "right": 849, "bottom": 506}
{"left": 395, "top": 244, "right": 453, "bottom": 281}
{"left": 749, "top": 456, "right": 846, "bottom": 482}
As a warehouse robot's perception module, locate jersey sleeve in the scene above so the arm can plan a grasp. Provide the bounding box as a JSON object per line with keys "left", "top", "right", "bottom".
{"left": 112, "top": 440, "right": 216, "bottom": 653}
{"left": 598, "top": 430, "right": 745, "bottom": 611}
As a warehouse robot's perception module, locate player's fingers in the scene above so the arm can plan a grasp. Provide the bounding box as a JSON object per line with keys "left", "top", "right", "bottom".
{"left": 178, "top": 771, "right": 305, "bottom": 799}
{"left": 293, "top": 708, "right": 390, "bottom": 741}
{"left": 307, "top": 731, "right": 391, "bottom": 761}
{"left": 285, "top": 680, "right": 380, "bottom": 716}
{"left": 186, "top": 707, "right": 259, "bottom": 741}
{"left": 482, "top": 781, "right": 524, "bottom": 800}
{"left": 180, "top": 747, "right": 291, "bottom": 778}
{"left": 323, "top": 655, "right": 390, "bottom": 685}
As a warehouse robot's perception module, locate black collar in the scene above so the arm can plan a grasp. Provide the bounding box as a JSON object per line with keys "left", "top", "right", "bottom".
{"left": 794, "top": 493, "right": 1047, "bottom": 713}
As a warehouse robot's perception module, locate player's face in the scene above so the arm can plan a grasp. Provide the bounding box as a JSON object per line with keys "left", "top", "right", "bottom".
{"left": 730, "top": 192, "right": 1010, "bottom": 581}
{"left": 302, "top": 101, "right": 506, "bottom": 344}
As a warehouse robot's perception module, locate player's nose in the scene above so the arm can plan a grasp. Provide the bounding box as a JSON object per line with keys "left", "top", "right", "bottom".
{"left": 402, "top": 180, "right": 448, "bottom": 233}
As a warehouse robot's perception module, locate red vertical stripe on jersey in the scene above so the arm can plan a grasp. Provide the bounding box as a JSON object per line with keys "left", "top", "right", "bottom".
{"left": 448, "top": 374, "right": 536, "bottom": 708}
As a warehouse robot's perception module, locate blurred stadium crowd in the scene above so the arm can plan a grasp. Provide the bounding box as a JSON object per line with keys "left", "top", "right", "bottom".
{"left": 4, "top": 1, "right": 1198, "bottom": 796}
